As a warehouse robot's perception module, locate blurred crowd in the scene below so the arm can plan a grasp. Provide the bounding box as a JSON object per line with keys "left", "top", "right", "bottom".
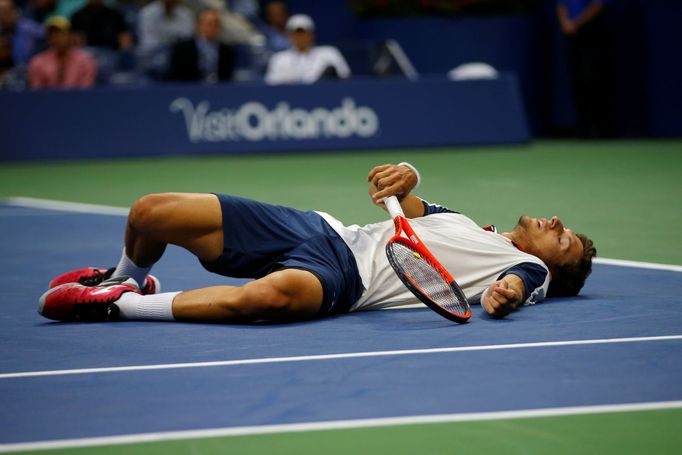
{"left": 0, "top": 0, "right": 351, "bottom": 90}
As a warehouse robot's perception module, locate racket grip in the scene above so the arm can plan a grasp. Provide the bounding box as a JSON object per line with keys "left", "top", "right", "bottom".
{"left": 384, "top": 195, "right": 405, "bottom": 218}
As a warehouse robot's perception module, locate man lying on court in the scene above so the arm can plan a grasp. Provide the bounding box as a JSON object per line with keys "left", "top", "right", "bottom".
{"left": 39, "top": 163, "right": 596, "bottom": 323}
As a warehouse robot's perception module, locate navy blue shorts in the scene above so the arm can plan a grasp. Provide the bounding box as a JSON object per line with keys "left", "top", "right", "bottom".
{"left": 200, "top": 194, "right": 363, "bottom": 315}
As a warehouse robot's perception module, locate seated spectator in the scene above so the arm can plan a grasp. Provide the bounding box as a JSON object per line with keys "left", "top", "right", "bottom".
{"left": 138, "top": 0, "right": 193, "bottom": 52}
{"left": 71, "top": 0, "right": 133, "bottom": 50}
{"left": 265, "top": 13, "right": 350, "bottom": 85}
{"left": 137, "top": 0, "right": 193, "bottom": 76}
{"left": 187, "top": 0, "right": 263, "bottom": 46}
{"left": 260, "top": 0, "right": 289, "bottom": 53}
{"left": 28, "top": 16, "right": 96, "bottom": 88}
{"left": 0, "top": 0, "right": 45, "bottom": 65}
{"left": 167, "top": 8, "right": 233, "bottom": 83}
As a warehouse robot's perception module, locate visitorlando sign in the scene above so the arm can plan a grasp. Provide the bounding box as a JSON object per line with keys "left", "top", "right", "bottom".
{"left": 170, "top": 97, "right": 380, "bottom": 143}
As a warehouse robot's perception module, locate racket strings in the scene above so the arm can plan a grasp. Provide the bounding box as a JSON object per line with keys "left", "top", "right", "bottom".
{"left": 388, "top": 242, "right": 469, "bottom": 315}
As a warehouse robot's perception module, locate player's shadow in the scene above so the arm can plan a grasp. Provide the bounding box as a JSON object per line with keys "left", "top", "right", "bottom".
{"left": 349, "top": 308, "right": 474, "bottom": 331}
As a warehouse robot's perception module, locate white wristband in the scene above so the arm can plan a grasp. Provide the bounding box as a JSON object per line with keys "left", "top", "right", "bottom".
{"left": 398, "top": 162, "right": 421, "bottom": 189}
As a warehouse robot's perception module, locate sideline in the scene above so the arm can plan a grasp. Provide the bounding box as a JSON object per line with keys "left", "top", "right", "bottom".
{"left": 1, "top": 400, "right": 681, "bottom": 452}
{"left": 2, "top": 334, "right": 680, "bottom": 380}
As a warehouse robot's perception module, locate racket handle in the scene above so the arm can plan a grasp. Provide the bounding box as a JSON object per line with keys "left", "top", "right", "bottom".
{"left": 384, "top": 195, "right": 405, "bottom": 218}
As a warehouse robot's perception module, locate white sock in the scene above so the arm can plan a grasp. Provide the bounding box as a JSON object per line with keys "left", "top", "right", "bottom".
{"left": 112, "top": 247, "right": 152, "bottom": 288}
{"left": 115, "top": 291, "right": 179, "bottom": 321}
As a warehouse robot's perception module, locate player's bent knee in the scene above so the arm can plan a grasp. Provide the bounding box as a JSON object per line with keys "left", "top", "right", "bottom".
{"left": 128, "top": 193, "right": 176, "bottom": 233}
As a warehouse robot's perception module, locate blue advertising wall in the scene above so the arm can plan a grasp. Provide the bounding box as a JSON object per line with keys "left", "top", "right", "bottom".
{"left": 288, "top": 0, "right": 682, "bottom": 137}
{"left": 1, "top": 76, "right": 529, "bottom": 161}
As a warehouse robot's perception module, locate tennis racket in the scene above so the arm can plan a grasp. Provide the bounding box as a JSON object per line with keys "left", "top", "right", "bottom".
{"left": 384, "top": 196, "right": 471, "bottom": 324}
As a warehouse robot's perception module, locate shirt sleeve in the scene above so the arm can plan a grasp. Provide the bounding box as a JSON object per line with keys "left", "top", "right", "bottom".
{"left": 499, "top": 262, "right": 549, "bottom": 305}
{"left": 420, "top": 199, "right": 458, "bottom": 216}
{"left": 265, "top": 52, "right": 290, "bottom": 85}
{"left": 328, "top": 47, "right": 351, "bottom": 78}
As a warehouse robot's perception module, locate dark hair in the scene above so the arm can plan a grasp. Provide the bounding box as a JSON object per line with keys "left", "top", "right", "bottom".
{"left": 546, "top": 233, "right": 597, "bottom": 297}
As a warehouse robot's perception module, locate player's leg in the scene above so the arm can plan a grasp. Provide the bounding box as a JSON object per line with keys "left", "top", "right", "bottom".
{"left": 41, "top": 194, "right": 348, "bottom": 323}
{"left": 110, "top": 192, "right": 224, "bottom": 285}
{"left": 123, "top": 192, "right": 224, "bottom": 265}
{"left": 169, "top": 269, "right": 323, "bottom": 322}
{"left": 48, "top": 193, "right": 224, "bottom": 292}
{"left": 40, "top": 268, "right": 324, "bottom": 322}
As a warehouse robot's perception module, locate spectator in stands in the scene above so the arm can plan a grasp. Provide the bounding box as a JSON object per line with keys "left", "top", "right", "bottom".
{"left": 186, "top": 0, "right": 262, "bottom": 46}
{"left": 28, "top": 16, "right": 96, "bottom": 88}
{"left": 260, "top": 0, "right": 289, "bottom": 53}
{"left": 182, "top": 0, "right": 266, "bottom": 79}
{"left": 265, "top": 13, "right": 349, "bottom": 85}
{"left": 71, "top": 0, "right": 133, "bottom": 50}
{"left": 167, "top": 8, "right": 233, "bottom": 83}
{"left": 137, "top": 0, "right": 193, "bottom": 76}
{"left": 0, "top": 0, "right": 44, "bottom": 65}
{"left": 557, "top": 0, "right": 612, "bottom": 138}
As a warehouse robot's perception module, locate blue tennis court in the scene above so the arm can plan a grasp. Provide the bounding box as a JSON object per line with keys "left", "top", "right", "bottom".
{"left": 1, "top": 200, "right": 681, "bottom": 452}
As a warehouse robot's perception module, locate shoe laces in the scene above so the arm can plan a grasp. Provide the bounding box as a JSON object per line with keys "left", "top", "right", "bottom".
{"left": 78, "top": 267, "right": 115, "bottom": 286}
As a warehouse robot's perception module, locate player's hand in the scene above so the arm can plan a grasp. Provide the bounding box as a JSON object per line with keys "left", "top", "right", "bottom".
{"left": 482, "top": 279, "right": 521, "bottom": 319}
{"left": 367, "top": 164, "right": 418, "bottom": 204}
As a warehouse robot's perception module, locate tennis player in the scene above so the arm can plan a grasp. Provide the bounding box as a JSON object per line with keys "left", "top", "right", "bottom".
{"left": 39, "top": 163, "right": 596, "bottom": 322}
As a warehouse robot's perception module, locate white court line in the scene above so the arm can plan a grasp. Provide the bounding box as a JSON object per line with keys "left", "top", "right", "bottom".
{"left": 0, "top": 209, "right": 78, "bottom": 218}
{"left": 1, "top": 400, "right": 681, "bottom": 453}
{"left": 593, "top": 257, "right": 682, "bottom": 272}
{"left": 2, "top": 197, "right": 129, "bottom": 216}
{"left": 1, "top": 335, "right": 681, "bottom": 380}
{"left": 3, "top": 196, "right": 682, "bottom": 272}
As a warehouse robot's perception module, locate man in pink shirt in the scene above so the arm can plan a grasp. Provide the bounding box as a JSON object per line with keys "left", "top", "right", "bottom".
{"left": 28, "top": 16, "right": 97, "bottom": 89}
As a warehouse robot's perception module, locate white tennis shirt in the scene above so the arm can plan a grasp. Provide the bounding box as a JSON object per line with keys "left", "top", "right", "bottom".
{"left": 265, "top": 46, "right": 351, "bottom": 85}
{"left": 317, "top": 209, "right": 550, "bottom": 311}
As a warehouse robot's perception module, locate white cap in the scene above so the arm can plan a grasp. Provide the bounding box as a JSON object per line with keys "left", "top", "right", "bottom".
{"left": 447, "top": 63, "right": 499, "bottom": 81}
{"left": 286, "top": 14, "right": 315, "bottom": 32}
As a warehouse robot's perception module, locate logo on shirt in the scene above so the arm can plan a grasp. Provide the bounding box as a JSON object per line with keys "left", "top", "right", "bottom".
{"left": 170, "top": 97, "right": 379, "bottom": 143}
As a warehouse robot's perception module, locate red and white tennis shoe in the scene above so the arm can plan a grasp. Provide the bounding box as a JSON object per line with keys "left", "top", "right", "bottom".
{"left": 49, "top": 267, "right": 160, "bottom": 295}
{"left": 39, "top": 277, "right": 141, "bottom": 321}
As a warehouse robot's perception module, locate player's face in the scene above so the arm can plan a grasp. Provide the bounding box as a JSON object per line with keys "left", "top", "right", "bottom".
{"left": 516, "top": 215, "right": 583, "bottom": 269}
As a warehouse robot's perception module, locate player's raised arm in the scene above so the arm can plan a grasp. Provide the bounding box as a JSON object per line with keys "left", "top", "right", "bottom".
{"left": 368, "top": 163, "right": 424, "bottom": 218}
